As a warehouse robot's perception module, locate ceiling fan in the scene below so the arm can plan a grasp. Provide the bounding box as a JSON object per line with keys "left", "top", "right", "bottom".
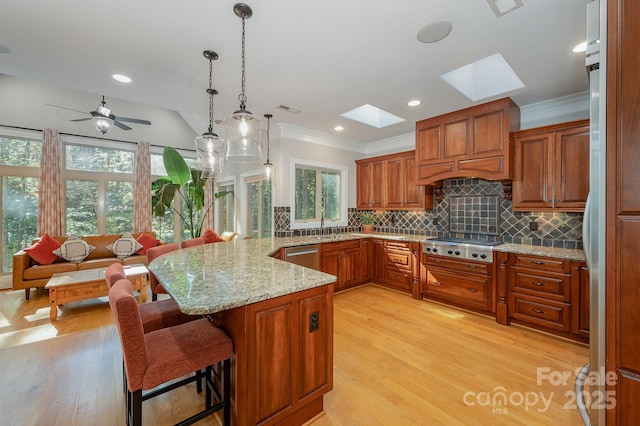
{"left": 47, "top": 96, "right": 152, "bottom": 134}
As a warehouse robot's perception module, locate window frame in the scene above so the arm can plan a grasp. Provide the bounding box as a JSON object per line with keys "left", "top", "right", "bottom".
{"left": 214, "top": 178, "right": 236, "bottom": 233}
{"left": 289, "top": 158, "right": 348, "bottom": 230}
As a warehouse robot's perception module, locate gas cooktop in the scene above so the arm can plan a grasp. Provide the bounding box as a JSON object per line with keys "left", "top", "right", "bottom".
{"left": 430, "top": 237, "right": 504, "bottom": 247}
{"left": 422, "top": 237, "right": 502, "bottom": 262}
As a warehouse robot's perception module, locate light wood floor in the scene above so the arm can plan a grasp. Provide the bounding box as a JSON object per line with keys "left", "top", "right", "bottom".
{"left": 0, "top": 284, "right": 588, "bottom": 425}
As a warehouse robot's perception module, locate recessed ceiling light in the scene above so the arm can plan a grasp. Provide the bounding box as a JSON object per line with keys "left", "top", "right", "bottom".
{"left": 340, "top": 104, "right": 406, "bottom": 128}
{"left": 334, "top": 125, "right": 344, "bottom": 131}
{"left": 573, "top": 41, "right": 587, "bottom": 53}
{"left": 112, "top": 74, "right": 132, "bottom": 83}
{"left": 440, "top": 53, "right": 525, "bottom": 102}
{"left": 408, "top": 99, "right": 422, "bottom": 107}
{"left": 0, "top": 45, "right": 10, "bottom": 54}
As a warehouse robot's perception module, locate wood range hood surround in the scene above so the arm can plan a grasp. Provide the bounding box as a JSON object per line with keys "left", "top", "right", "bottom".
{"left": 415, "top": 97, "right": 521, "bottom": 201}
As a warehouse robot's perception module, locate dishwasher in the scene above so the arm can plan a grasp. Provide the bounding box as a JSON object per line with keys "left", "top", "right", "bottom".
{"left": 283, "top": 244, "right": 320, "bottom": 270}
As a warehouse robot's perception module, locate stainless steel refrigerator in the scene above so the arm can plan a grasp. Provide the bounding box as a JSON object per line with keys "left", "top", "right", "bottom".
{"left": 576, "top": 1, "right": 607, "bottom": 425}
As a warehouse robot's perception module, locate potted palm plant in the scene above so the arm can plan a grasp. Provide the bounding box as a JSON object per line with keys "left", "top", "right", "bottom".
{"left": 360, "top": 211, "right": 375, "bottom": 234}
{"left": 152, "top": 147, "right": 231, "bottom": 239}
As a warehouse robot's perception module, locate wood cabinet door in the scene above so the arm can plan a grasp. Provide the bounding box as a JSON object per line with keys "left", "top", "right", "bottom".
{"left": 384, "top": 157, "right": 404, "bottom": 208}
{"left": 404, "top": 155, "right": 432, "bottom": 210}
{"left": 416, "top": 122, "right": 442, "bottom": 162}
{"left": 442, "top": 118, "right": 469, "bottom": 159}
{"left": 372, "top": 239, "right": 386, "bottom": 283}
{"left": 570, "top": 262, "right": 589, "bottom": 339}
{"left": 320, "top": 250, "right": 342, "bottom": 290}
{"left": 247, "top": 297, "right": 297, "bottom": 424}
{"left": 341, "top": 248, "right": 361, "bottom": 288}
{"left": 370, "top": 160, "right": 385, "bottom": 209}
{"left": 472, "top": 108, "right": 506, "bottom": 155}
{"left": 513, "top": 132, "right": 553, "bottom": 210}
{"left": 356, "top": 162, "right": 372, "bottom": 209}
{"left": 360, "top": 239, "right": 372, "bottom": 283}
{"left": 554, "top": 125, "right": 590, "bottom": 209}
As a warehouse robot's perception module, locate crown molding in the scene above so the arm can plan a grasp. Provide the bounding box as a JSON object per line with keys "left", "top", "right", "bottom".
{"left": 278, "top": 123, "right": 366, "bottom": 153}
{"left": 519, "top": 91, "right": 589, "bottom": 129}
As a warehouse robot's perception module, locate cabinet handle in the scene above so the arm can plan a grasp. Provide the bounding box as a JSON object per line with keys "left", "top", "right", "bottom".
{"left": 432, "top": 281, "right": 441, "bottom": 286}
{"left": 466, "top": 288, "right": 478, "bottom": 293}
{"left": 531, "top": 308, "right": 546, "bottom": 314}
{"left": 531, "top": 261, "right": 546, "bottom": 265}
{"left": 432, "top": 259, "right": 442, "bottom": 263}
{"left": 467, "top": 265, "right": 481, "bottom": 269}
{"left": 531, "top": 281, "right": 547, "bottom": 287}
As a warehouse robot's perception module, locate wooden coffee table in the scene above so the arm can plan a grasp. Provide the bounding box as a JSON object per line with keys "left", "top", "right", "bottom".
{"left": 45, "top": 264, "right": 148, "bottom": 321}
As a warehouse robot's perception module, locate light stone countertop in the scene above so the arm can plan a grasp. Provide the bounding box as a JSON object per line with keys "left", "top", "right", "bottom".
{"left": 149, "top": 238, "right": 337, "bottom": 315}
{"left": 149, "top": 232, "right": 586, "bottom": 315}
{"left": 275, "top": 232, "right": 586, "bottom": 262}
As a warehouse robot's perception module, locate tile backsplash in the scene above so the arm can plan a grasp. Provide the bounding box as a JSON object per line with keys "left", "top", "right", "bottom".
{"left": 274, "top": 178, "right": 583, "bottom": 250}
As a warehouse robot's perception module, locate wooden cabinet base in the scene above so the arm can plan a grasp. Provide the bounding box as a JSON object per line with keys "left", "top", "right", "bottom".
{"left": 221, "top": 284, "right": 334, "bottom": 426}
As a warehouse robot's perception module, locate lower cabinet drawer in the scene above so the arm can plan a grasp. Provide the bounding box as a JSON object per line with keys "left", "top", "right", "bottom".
{"left": 508, "top": 294, "right": 570, "bottom": 332}
{"left": 424, "top": 268, "right": 490, "bottom": 310}
{"left": 386, "top": 267, "right": 413, "bottom": 289}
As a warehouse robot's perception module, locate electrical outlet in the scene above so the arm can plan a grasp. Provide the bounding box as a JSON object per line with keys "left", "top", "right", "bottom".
{"left": 529, "top": 221, "right": 538, "bottom": 231}
{"left": 309, "top": 311, "right": 319, "bottom": 332}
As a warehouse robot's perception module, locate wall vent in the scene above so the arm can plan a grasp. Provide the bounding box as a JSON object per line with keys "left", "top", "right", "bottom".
{"left": 276, "top": 104, "right": 302, "bottom": 114}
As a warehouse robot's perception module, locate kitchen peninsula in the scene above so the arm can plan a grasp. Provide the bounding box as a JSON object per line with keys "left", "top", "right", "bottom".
{"left": 149, "top": 239, "right": 337, "bottom": 426}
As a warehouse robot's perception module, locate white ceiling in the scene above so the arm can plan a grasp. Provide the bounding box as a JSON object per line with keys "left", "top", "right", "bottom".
{"left": 0, "top": 0, "right": 589, "bottom": 144}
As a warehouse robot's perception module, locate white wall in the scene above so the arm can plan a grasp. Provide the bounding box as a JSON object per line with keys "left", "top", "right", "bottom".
{"left": 0, "top": 74, "right": 197, "bottom": 148}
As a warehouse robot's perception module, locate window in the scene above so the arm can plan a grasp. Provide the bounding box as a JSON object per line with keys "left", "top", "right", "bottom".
{"left": 291, "top": 159, "right": 347, "bottom": 229}
{"left": 0, "top": 133, "right": 41, "bottom": 273}
{"left": 215, "top": 180, "right": 235, "bottom": 233}
{"left": 244, "top": 175, "right": 272, "bottom": 239}
{"left": 63, "top": 143, "right": 135, "bottom": 235}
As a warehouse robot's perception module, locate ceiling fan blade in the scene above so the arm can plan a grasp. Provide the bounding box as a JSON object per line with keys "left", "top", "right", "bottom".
{"left": 114, "top": 116, "right": 151, "bottom": 125}
{"left": 46, "top": 104, "right": 90, "bottom": 115}
{"left": 113, "top": 120, "right": 132, "bottom": 131}
{"left": 70, "top": 117, "right": 93, "bottom": 122}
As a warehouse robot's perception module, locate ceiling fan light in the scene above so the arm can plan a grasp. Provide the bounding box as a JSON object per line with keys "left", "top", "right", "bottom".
{"left": 94, "top": 116, "right": 113, "bottom": 134}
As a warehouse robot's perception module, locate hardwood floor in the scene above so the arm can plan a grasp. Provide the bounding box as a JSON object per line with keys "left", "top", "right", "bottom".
{"left": 0, "top": 284, "right": 588, "bottom": 425}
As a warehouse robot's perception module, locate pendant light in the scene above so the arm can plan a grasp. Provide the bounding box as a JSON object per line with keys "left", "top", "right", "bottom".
{"left": 263, "top": 113, "right": 273, "bottom": 180}
{"left": 195, "top": 50, "right": 225, "bottom": 180}
{"left": 225, "top": 3, "right": 262, "bottom": 162}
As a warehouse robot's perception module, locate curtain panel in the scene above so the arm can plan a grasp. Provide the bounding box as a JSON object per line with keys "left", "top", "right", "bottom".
{"left": 37, "top": 128, "right": 64, "bottom": 236}
{"left": 133, "top": 141, "right": 152, "bottom": 233}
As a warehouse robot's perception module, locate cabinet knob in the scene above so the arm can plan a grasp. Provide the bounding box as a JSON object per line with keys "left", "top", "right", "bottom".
{"left": 466, "top": 288, "right": 478, "bottom": 293}
{"left": 531, "top": 308, "right": 546, "bottom": 314}
{"left": 531, "top": 281, "right": 547, "bottom": 287}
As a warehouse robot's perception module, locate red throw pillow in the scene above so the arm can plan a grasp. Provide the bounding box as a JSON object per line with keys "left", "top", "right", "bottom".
{"left": 202, "top": 228, "right": 224, "bottom": 243}
{"left": 136, "top": 233, "right": 160, "bottom": 254}
{"left": 24, "top": 233, "right": 61, "bottom": 265}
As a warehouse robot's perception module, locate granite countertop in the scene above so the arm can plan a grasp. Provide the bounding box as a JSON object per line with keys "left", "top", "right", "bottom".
{"left": 275, "top": 232, "right": 586, "bottom": 262}
{"left": 150, "top": 232, "right": 586, "bottom": 315}
{"left": 149, "top": 239, "right": 337, "bottom": 315}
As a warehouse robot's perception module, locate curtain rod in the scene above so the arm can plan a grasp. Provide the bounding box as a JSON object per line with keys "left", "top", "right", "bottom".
{"left": 0, "top": 124, "right": 178, "bottom": 150}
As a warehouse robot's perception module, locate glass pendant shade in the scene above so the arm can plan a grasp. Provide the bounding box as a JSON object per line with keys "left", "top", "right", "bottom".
{"left": 263, "top": 161, "right": 274, "bottom": 180}
{"left": 195, "top": 132, "right": 225, "bottom": 179}
{"left": 224, "top": 112, "right": 262, "bottom": 162}
{"left": 94, "top": 116, "right": 113, "bottom": 134}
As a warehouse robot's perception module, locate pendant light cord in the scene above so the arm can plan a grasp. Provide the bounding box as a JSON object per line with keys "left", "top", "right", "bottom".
{"left": 207, "top": 57, "right": 214, "bottom": 133}
{"left": 238, "top": 14, "right": 247, "bottom": 109}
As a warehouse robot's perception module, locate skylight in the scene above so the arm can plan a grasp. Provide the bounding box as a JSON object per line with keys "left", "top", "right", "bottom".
{"left": 340, "top": 104, "right": 406, "bottom": 128}
{"left": 440, "top": 53, "right": 525, "bottom": 102}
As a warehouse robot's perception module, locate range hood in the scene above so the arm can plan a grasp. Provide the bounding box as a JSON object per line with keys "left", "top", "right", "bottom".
{"left": 414, "top": 97, "right": 521, "bottom": 189}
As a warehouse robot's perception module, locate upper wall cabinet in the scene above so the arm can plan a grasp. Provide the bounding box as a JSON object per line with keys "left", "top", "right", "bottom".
{"left": 415, "top": 98, "right": 521, "bottom": 185}
{"left": 512, "top": 119, "right": 589, "bottom": 212}
{"left": 356, "top": 150, "right": 433, "bottom": 211}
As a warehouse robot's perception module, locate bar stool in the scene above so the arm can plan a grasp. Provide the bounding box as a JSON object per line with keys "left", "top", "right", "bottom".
{"left": 146, "top": 244, "right": 179, "bottom": 301}
{"left": 105, "top": 263, "right": 197, "bottom": 333}
{"left": 109, "top": 279, "right": 232, "bottom": 426}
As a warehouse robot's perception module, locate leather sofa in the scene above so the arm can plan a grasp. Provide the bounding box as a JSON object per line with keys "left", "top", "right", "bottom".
{"left": 13, "top": 232, "right": 158, "bottom": 300}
